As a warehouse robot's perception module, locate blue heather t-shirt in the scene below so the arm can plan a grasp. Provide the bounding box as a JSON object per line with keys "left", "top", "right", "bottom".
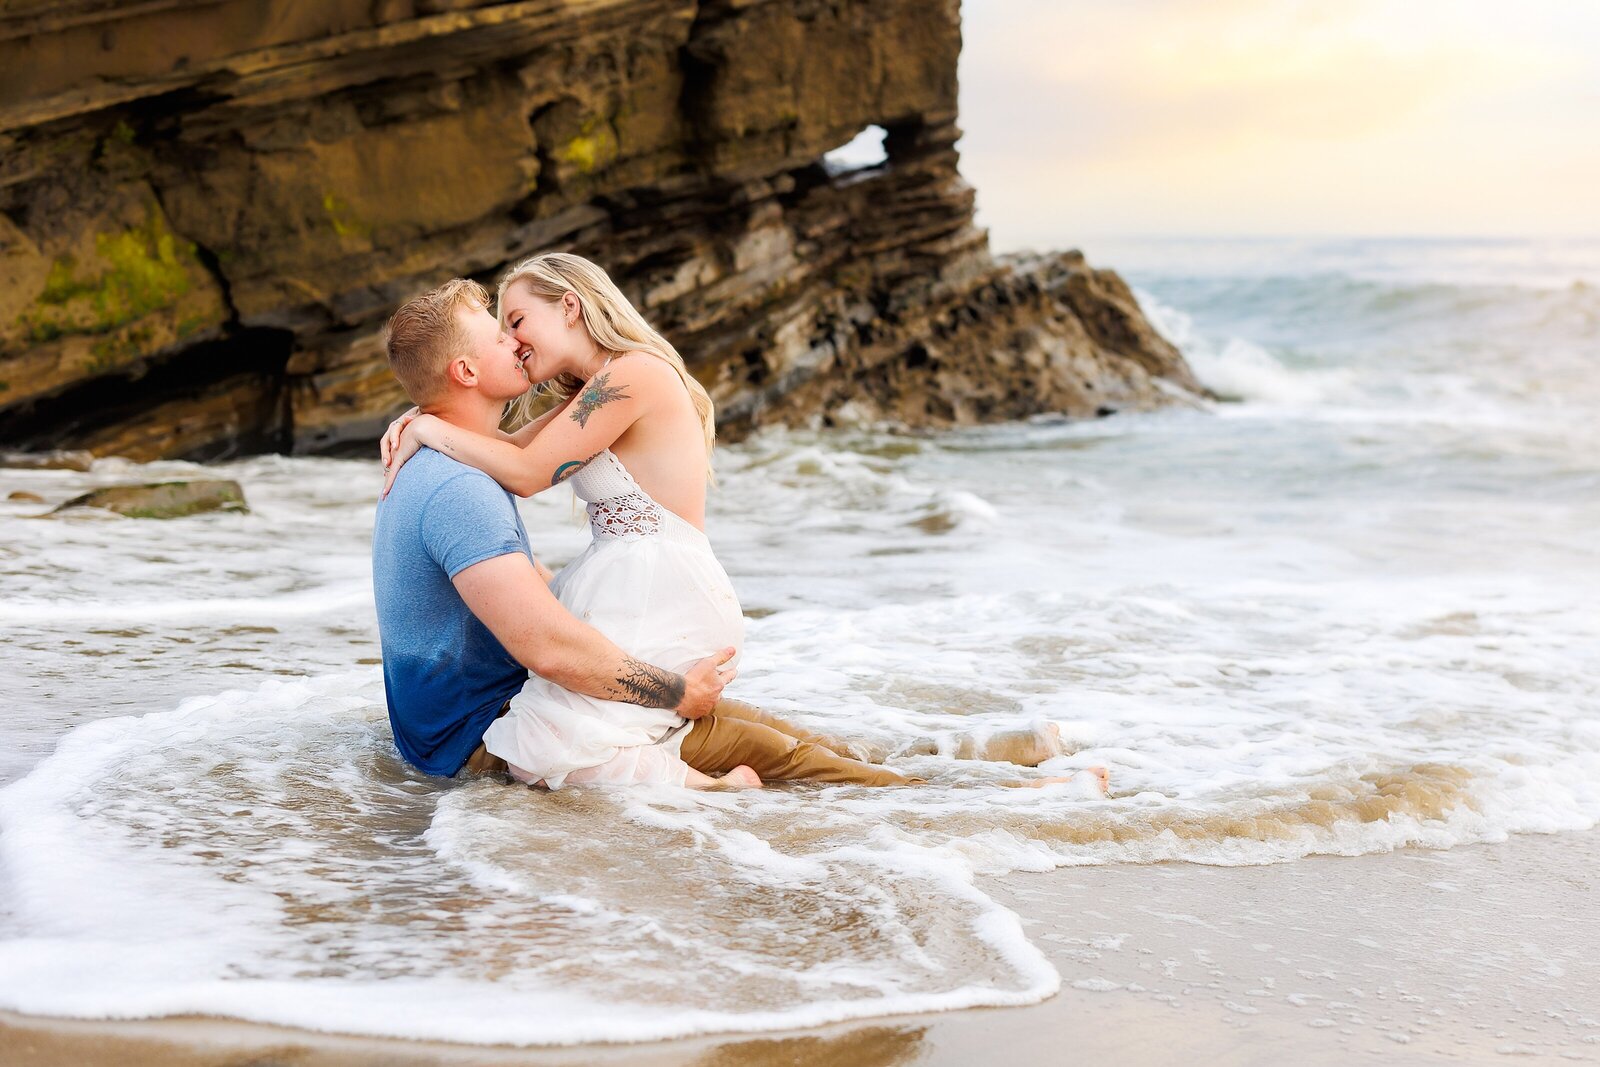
{"left": 372, "top": 447, "right": 531, "bottom": 776}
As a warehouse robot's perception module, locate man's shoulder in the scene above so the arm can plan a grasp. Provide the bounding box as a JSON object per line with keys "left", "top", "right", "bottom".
{"left": 375, "top": 449, "right": 526, "bottom": 579}
{"left": 389, "top": 449, "right": 506, "bottom": 510}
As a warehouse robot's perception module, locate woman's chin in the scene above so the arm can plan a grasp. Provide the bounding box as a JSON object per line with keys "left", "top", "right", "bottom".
{"left": 518, "top": 360, "right": 553, "bottom": 384}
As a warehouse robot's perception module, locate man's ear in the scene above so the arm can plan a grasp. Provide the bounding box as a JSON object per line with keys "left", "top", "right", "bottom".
{"left": 445, "top": 356, "right": 478, "bottom": 390}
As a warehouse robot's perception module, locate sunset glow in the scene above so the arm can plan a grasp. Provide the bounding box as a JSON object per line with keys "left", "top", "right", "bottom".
{"left": 959, "top": 0, "right": 1600, "bottom": 243}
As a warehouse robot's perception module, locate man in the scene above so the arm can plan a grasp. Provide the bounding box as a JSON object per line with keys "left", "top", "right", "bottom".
{"left": 372, "top": 278, "right": 734, "bottom": 779}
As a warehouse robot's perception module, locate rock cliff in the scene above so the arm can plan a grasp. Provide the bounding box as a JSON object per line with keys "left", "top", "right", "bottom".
{"left": 0, "top": 0, "right": 1205, "bottom": 460}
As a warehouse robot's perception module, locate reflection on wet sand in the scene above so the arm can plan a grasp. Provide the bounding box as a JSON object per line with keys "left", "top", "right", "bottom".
{"left": 693, "top": 1025, "right": 926, "bottom": 1067}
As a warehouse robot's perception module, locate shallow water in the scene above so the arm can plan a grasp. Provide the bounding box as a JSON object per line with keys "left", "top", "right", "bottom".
{"left": 1, "top": 237, "right": 1596, "bottom": 1043}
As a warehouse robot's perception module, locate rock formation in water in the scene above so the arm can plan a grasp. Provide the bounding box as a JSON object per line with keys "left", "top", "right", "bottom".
{"left": 0, "top": 0, "right": 1206, "bottom": 460}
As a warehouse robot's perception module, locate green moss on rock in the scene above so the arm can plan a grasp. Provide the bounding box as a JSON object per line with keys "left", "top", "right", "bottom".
{"left": 557, "top": 117, "right": 620, "bottom": 174}
{"left": 323, "top": 193, "right": 371, "bottom": 239}
{"left": 17, "top": 205, "right": 202, "bottom": 342}
{"left": 51, "top": 480, "right": 248, "bottom": 519}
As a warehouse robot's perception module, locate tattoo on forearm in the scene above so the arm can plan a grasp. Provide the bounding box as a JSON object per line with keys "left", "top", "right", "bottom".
{"left": 608, "top": 657, "right": 686, "bottom": 710}
{"left": 570, "top": 371, "right": 630, "bottom": 429}
{"left": 551, "top": 451, "right": 601, "bottom": 486}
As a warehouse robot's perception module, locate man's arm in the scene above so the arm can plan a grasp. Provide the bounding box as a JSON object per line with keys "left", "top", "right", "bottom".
{"left": 453, "top": 552, "right": 733, "bottom": 717}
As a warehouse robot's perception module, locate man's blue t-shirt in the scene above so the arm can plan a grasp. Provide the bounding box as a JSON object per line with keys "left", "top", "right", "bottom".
{"left": 372, "top": 448, "right": 531, "bottom": 776}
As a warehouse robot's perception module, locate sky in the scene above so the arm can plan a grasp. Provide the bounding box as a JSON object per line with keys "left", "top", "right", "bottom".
{"left": 956, "top": 0, "right": 1600, "bottom": 245}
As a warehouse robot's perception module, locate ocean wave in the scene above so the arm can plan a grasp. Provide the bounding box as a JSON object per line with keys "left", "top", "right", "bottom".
{"left": 0, "top": 582, "right": 373, "bottom": 625}
{"left": 0, "top": 679, "right": 1058, "bottom": 1042}
{"left": 1131, "top": 273, "right": 1600, "bottom": 446}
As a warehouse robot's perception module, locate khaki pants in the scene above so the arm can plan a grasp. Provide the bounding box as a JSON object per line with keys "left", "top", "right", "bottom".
{"left": 457, "top": 698, "right": 914, "bottom": 786}
{"left": 457, "top": 701, "right": 511, "bottom": 779}
{"left": 678, "top": 698, "right": 915, "bottom": 787}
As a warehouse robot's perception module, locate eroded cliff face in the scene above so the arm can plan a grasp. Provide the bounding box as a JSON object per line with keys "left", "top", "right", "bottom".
{"left": 0, "top": 0, "right": 1204, "bottom": 460}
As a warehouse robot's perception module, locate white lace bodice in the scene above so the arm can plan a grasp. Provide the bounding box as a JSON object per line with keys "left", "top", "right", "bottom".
{"left": 568, "top": 450, "right": 667, "bottom": 540}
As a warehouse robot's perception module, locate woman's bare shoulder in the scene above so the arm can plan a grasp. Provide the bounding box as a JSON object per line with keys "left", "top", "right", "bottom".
{"left": 601, "top": 351, "right": 688, "bottom": 400}
{"left": 606, "top": 350, "right": 678, "bottom": 379}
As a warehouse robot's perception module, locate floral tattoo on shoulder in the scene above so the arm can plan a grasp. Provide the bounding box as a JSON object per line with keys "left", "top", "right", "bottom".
{"left": 570, "top": 371, "right": 630, "bottom": 429}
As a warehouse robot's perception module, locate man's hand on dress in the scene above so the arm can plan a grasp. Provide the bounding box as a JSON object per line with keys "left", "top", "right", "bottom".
{"left": 675, "top": 647, "right": 738, "bottom": 720}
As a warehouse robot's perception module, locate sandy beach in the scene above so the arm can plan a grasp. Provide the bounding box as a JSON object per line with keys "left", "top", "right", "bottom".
{"left": 8, "top": 828, "right": 1595, "bottom": 1066}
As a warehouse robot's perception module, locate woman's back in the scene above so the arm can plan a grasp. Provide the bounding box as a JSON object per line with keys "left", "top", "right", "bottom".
{"left": 596, "top": 352, "right": 710, "bottom": 530}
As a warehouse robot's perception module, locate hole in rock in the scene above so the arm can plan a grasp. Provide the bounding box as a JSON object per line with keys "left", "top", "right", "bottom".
{"left": 823, "top": 125, "right": 888, "bottom": 176}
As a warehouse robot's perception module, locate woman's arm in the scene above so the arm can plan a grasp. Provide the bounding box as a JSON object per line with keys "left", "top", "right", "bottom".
{"left": 503, "top": 398, "right": 569, "bottom": 447}
{"left": 380, "top": 396, "right": 565, "bottom": 470}
{"left": 381, "top": 356, "right": 657, "bottom": 497}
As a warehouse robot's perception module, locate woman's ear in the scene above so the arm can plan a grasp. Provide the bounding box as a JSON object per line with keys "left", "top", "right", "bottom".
{"left": 564, "top": 291, "right": 581, "bottom": 327}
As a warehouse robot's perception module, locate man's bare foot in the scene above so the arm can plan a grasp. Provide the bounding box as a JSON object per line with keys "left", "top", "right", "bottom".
{"left": 1007, "top": 765, "right": 1110, "bottom": 794}
{"left": 717, "top": 765, "right": 763, "bottom": 790}
{"left": 1011, "top": 776, "right": 1069, "bottom": 789}
{"left": 1080, "top": 765, "right": 1110, "bottom": 795}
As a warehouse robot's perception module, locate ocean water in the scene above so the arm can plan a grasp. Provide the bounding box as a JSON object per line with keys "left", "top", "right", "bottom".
{"left": 1, "top": 237, "right": 1596, "bottom": 1044}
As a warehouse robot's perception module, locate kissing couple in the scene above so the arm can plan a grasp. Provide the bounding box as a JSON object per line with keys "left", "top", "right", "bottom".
{"left": 372, "top": 252, "right": 1110, "bottom": 794}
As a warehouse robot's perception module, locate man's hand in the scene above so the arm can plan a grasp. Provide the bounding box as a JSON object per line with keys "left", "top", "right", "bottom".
{"left": 675, "top": 647, "right": 738, "bottom": 720}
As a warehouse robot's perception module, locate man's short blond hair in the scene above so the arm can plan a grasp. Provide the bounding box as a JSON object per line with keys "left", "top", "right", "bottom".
{"left": 384, "top": 278, "right": 490, "bottom": 404}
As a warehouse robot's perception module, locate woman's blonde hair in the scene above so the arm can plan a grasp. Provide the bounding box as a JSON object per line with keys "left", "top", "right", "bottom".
{"left": 498, "top": 252, "right": 715, "bottom": 469}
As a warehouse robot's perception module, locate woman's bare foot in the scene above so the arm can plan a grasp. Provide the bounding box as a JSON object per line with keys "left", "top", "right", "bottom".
{"left": 716, "top": 765, "right": 763, "bottom": 790}
{"left": 684, "top": 765, "right": 762, "bottom": 790}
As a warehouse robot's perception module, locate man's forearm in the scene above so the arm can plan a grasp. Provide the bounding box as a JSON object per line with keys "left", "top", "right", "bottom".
{"left": 530, "top": 621, "right": 685, "bottom": 711}
{"left": 454, "top": 552, "right": 699, "bottom": 714}
{"left": 602, "top": 657, "right": 686, "bottom": 710}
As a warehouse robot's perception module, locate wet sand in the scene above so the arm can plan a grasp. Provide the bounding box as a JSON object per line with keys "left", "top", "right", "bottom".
{"left": 6, "top": 829, "right": 1597, "bottom": 1066}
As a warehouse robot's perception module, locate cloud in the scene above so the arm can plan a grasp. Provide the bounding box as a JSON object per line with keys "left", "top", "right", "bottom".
{"left": 957, "top": 0, "right": 1600, "bottom": 237}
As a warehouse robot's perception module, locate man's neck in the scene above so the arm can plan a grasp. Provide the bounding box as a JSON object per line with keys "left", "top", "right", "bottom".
{"left": 422, "top": 394, "right": 504, "bottom": 438}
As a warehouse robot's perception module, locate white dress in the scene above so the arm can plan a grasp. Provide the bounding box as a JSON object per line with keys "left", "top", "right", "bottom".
{"left": 481, "top": 449, "right": 744, "bottom": 788}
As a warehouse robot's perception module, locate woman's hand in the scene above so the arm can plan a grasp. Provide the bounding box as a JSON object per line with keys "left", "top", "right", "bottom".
{"left": 380, "top": 414, "right": 443, "bottom": 498}
{"left": 379, "top": 406, "right": 420, "bottom": 470}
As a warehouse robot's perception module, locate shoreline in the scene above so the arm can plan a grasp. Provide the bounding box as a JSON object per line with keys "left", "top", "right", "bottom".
{"left": 8, "top": 829, "right": 1597, "bottom": 1066}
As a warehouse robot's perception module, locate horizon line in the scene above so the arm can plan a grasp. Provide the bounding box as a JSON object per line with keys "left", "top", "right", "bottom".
{"left": 991, "top": 232, "right": 1600, "bottom": 246}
